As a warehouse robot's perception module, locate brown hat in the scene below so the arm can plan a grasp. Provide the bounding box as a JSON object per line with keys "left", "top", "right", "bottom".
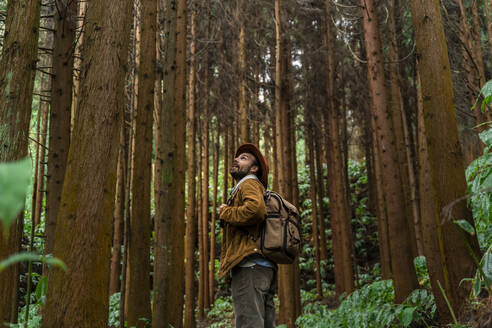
{"left": 235, "top": 143, "right": 269, "bottom": 188}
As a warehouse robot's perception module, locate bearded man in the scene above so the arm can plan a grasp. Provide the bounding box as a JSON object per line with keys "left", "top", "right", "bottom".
{"left": 218, "top": 143, "right": 277, "bottom": 328}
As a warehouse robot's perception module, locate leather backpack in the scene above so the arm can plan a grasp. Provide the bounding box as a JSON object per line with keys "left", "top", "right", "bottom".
{"left": 228, "top": 176, "right": 301, "bottom": 264}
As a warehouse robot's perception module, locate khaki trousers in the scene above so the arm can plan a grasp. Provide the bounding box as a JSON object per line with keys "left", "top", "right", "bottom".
{"left": 231, "top": 265, "right": 277, "bottom": 328}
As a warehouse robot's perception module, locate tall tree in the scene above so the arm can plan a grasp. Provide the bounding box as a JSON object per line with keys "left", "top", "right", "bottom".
{"left": 152, "top": 0, "right": 187, "bottom": 325}
{"left": 238, "top": 0, "right": 249, "bottom": 143}
{"left": 305, "top": 114, "right": 322, "bottom": 298}
{"left": 410, "top": 0, "right": 481, "bottom": 323}
{"left": 361, "top": 0, "right": 418, "bottom": 302}
{"left": 209, "top": 124, "right": 220, "bottom": 306}
{"left": 200, "top": 28, "right": 211, "bottom": 311}
{"left": 184, "top": 3, "right": 197, "bottom": 327}
{"left": 109, "top": 122, "right": 129, "bottom": 296}
{"left": 0, "top": 0, "right": 41, "bottom": 324}
{"left": 42, "top": 0, "right": 133, "bottom": 325}
{"left": 324, "top": 0, "right": 354, "bottom": 296}
{"left": 274, "top": 0, "right": 300, "bottom": 325}
{"left": 45, "top": 0, "right": 76, "bottom": 257}
{"left": 126, "top": 0, "right": 156, "bottom": 325}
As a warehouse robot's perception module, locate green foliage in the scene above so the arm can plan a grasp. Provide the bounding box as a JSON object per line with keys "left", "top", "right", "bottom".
{"left": 207, "top": 296, "right": 234, "bottom": 328}
{"left": 296, "top": 280, "right": 436, "bottom": 328}
{"left": 0, "top": 252, "right": 66, "bottom": 273}
{"left": 108, "top": 292, "right": 121, "bottom": 327}
{"left": 466, "top": 126, "right": 492, "bottom": 250}
{"left": 413, "top": 256, "right": 431, "bottom": 289}
{"left": 471, "top": 244, "right": 492, "bottom": 297}
{"left": 4, "top": 304, "right": 43, "bottom": 328}
{"left": 5, "top": 276, "right": 46, "bottom": 328}
{"left": 474, "top": 80, "right": 492, "bottom": 113}
{"left": 0, "top": 158, "right": 31, "bottom": 233}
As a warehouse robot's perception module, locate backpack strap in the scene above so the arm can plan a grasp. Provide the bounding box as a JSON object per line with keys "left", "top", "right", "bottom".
{"left": 227, "top": 174, "right": 262, "bottom": 205}
{"left": 226, "top": 175, "right": 264, "bottom": 242}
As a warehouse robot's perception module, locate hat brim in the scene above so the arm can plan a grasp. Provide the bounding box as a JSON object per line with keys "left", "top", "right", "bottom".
{"left": 235, "top": 143, "right": 269, "bottom": 188}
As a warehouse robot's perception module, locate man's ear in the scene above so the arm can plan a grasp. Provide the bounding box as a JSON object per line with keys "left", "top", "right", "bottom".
{"left": 250, "top": 165, "right": 259, "bottom": 174}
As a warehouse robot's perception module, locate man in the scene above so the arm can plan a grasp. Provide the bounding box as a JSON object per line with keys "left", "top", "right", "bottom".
{"left": 218, "top": 143, "right": 277, "bottom": 328}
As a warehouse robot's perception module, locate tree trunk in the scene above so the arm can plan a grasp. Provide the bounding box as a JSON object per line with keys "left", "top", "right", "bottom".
{"left": 43, "top": 0, "right": 133, "bottom": 326}
{"left": 152, "top": 0, "right": 187, "bottom": 325}
{"left": 313, "top": 132, "right": 328, "bottom": 262}
{"left": 274, "top": 0, "right": 299, "bottom": 325}
{"left": 470, "top": 2, "right": 486, "bottom": 88}
{"left": 71, "top": 0, "right": 87, "bottom": 117}
{"left": 126, "top": 0, "right": 156, "bottom": 325}
{"left": 485, "top": 0, "right": 492, "bottom": 62}
{"left": 364, "top": 104, "right": 392, "bottom": 279}
{"left": 387, "top": 0, "right": 418, "bottom": 259}
{"left": 35, "top": 89, "right": 49, "bottom": 227}
{"left": 109, "top": 123, "right": 128, "bottom": 296}
{"left": 45, "top": 0, "right": 76, "bottom": 258}
{"left": 238, "top": 0, "right": 249, "bottom": 143}
{"left": 35, "top": 13, "right": 53, "bottom": 227}
{"left": 201, "top": 46, "right": 211, "bottom": 312}
{"left": 410, "top": 0, "right": 482, "bottom": 322}
{"left": 361, "top": 0, "right": 418, "bottom": 302}
{"left": 197, "top": 123, "right": 204, "bottom": 320}
{"left": 456, "top": 0, "right": 490, "bottom": 128}
{"left": 324, "top": 0, "right": 354, "bottom": 296}
{"left": 209, "top": 125, "right": 220, "bottom": 306}
{"left": 184, "top": 4, "right": 197, "bottom": 327}
{"left": 0, "top": 0, "right": 41, "bottom": 325}
{"left": 222, "top": 124, "right": 230, "bottom": 204}
{"left": 305, "top": 119, "right": 322, "bottom": 298}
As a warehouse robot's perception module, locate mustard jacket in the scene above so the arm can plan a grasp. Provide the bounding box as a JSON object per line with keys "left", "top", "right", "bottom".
{"left": 218, "top": 179, "right": 267, "bottom": 278}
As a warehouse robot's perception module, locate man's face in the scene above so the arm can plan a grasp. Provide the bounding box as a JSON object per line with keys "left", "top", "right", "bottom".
{"left": 231, "top": 152, "right": 258, "bottom": 181}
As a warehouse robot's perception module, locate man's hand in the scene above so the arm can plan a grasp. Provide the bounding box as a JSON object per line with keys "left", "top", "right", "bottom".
{"left": 219, "top": 204, "right": 228, "bottom": 215}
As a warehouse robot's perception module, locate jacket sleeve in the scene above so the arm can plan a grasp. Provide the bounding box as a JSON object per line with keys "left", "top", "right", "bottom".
{"left": 219, "top": 179, "right": 266, "bottom": 226}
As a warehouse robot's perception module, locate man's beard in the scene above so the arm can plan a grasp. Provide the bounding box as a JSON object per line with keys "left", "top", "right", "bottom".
{"left": 230, "top": 165, "right": 253, "bottom": 181}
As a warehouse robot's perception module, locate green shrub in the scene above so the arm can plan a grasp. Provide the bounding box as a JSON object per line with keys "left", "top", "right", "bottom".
{"left": 207, "top": 296, "right": 234, "bottom": 328}
{"left": 296, "top": 280, "right": 436, "bottom": 328}
{"left": 466, "top": 126, "right": 492, "bottom": 251}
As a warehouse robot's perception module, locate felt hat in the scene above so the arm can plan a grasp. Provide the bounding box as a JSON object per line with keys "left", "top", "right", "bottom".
{"left": 235, "top": 143, "right": 269, "bottom": 188}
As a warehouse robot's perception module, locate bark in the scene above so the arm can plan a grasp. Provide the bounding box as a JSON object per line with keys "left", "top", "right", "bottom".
{"left": 471, "top": 1, "right": 492, "bottom": 123}
{"left": 184, "top": 4, "right": 197, "bottom": 327}
{"left": 0, "top": 0, "right": 41, "bottom": 325}
{"left": 238, "top": 0, "right": 249, "bottom": 143}
{"left": 361, "top": 0, "right": 418, "bottom": 302}
{"left": 126, "top": 0, "right": 156, "bottom": 325}
{"left": 305, "top": 119, "right": 322, "bottom": 298}
{"left": 410, "top": 0, "right": 482, "bottom": 322}
{"left": 152, "top": 0, "right": 187, "bottom": 325}
{"left": 387, "top": 0, "right": 418, "bottom": 259}
{"left": 35, "top": 16, "right": 53, "bottom": 227}
{"left": 35, "top": 89, "right": 49, "bottom": 227}
{"left": 209, "top": 126, "right": 220, "bottom": 306}
{"left": 222, "top": 124, "right": 230, "bottom": 204}
{"left": 470, "top": 2, "right": 486, "bottom": 87}
{"left": 324, "top": 0, "right": 354, "bottom": 296}
{"left": 43, "top": 0, "right": 133, "bottom": 326}
{"left": 122, "top": 12, "right": 138, "bottom": 324}
{"left": 197, "top": 124, "right": 204, "bottom": 319}
{"left": 45, "top": 0, "right": 76, "bottom": 258}
{"left": 201, "top": 45, "right": 210, "bottom": 312}
{"left": 274, "top": 0, "right": 299, "bottom": 324}
{"left": 109, "top": 123, "right": 128, "bottom": 296}
{"left": 364, "top": 104, "right": 392, "bottom": 279}
{"left": 456, "top": 0, "right": 491, "bottom": 128}
{"left": 485, "top": 0, "right": 492, "bottom": 61}
{"left": 31, "top": 104, "right": 42, "bottom": 251}
{"left": 72, "top": 1, "right": 87, "bottom": 116}
{"left": 313, "top": 133, "right": 328, "bottom": 262}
